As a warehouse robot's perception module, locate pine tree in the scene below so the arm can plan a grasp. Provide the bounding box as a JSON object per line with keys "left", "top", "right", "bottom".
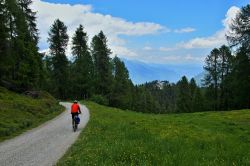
{"left": 2, "top": 0, "right": 20, "bottom": 84}
{"left": 91, "top": 31, "right": 113, "bottom": 99}
{"left": 176, "top": 76, "right": 191, "bottom": 113}
{"left": 71, "top": 24, "right": 94, "bottom": 99}
{"left": 17, "top": 0, "right": 38, "bottom": 44}
{"left": 40, "top": 53, "right": 53, "bottom": 91}
{"left": 218, "top": 45, "right": 233, "bottom": 110}
{"left": 0, "top": 0, "right": 9, "bottom": 80}
{"left": 0, "top": 0, "right": 42, "bottom": 91}
{"left": 17, "top": 0, "right": 42, "bottom": 90}
{"left": 190, "top": 78, "right": 197, "bottom": 98}
{"left": 189, "top": 78, "right": 197, "bottom": 112}
{"left": 204, "top": 48, "right": 220, "bottom": 110}
{"left": 48, "top": 19, "right": 69, "bottom": 99}
{"left": 110, "top": 56, "right": 132, "bottom": 109}
{"left": 192, "top": 88, "right": 205, "bottom": 112}
{"left": 230, "top": 47, "right": 250, "bottom": 109}
{"left": 225, "top": 4, "right": 250, "bottom": 109}
{"left": 227, "top": 4, "right": 250, "bottom": 54}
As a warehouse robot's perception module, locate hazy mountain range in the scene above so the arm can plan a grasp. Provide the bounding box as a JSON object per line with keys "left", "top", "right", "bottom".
{"left": 122, "top": 59, "right": 204, "bottom": 85}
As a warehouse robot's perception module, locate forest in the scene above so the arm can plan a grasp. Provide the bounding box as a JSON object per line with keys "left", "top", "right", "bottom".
{"left": 0, "top": 0, "right": 249, "bottom": 113}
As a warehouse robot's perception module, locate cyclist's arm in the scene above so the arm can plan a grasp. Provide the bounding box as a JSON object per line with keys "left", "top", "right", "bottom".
{"left": 78, "top": 105, "right": 82, "bottom": 114}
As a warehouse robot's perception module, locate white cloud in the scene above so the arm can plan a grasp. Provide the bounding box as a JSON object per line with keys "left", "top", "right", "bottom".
{"left": 143, "top": 46, "right": 153, "bottom": 50}
{"left": 162, "top": 54, "right": 203, "bottom": 62}
{"left": 177, "top": 30, "right": 226, "bottom": 49}
{"left": 176, "top": 6, "right": 240, "bottom": 49}
{"left": 32, "top": 1, "right": 241, "bottom": 65}
{"left": 38, "top": 48, "right": 49, "bottom": 54}
{"left": 224, "top": 6, "right": 241, "bottom": 37}
{"left": 159, "top": 28, "right": 226, "bottom": 51}
{"left": 159, "top": 46, "right": 177, "bottom": 52}
{"left": 145, "top": 54, "right": 205, "bottom": 64}
{"left": 112, "top": 46, "right": 137, "bottom": 57}
{"left": 31, "top": 0, "right": 166, "bottom": 58}
{"left": 159, "top": 6, "right": 240, "bottom": 52}
{"left": 174, "top": 27, "right": 196, "bottom": 33}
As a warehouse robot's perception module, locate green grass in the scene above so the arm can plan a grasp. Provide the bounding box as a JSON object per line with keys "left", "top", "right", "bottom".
{"left": 0, "top": 87, "right": 64, "bottom": 142}
{"left": 58, "top": 101, "right": 250, "bottom": 165}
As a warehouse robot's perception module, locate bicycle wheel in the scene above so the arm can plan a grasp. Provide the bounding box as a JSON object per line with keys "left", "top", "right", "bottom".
{"left": 73, "top": 124, "right": 77, "bottom": 132}
{"left": 73, "top": 116, "right": 78, "bottom": 132}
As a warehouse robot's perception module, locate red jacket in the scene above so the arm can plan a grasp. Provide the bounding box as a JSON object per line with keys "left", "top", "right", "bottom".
{"left": 71, "top": 103, "right": 80, "bottom": 113}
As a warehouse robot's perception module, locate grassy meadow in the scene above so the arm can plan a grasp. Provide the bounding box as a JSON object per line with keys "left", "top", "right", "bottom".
{"left": 0, "top": 87, "right": 63, "bottom": 142}
{"left": 58, "top": 101, "right": 250, "bottom": 165}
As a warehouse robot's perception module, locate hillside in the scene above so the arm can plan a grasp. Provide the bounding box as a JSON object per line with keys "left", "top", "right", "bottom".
{"left": 58, "top": 102, "right": 250, "bottom": 165}
{"left": 0, "top": 87, "right": 63, "bottom": 142}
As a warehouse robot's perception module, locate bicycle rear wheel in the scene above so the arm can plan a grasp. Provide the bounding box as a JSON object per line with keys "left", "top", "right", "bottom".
{"left": 73, "top": 124, "right": 76, "bottom": 132}
{"left": 73, "top": 116, "right": 78, "bottom": 132}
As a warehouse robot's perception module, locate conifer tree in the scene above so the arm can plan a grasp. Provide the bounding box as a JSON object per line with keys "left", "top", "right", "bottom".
{"left": 176, "top": 76, "right": 191, "bottom": 113}
{"left": 192, "top": 88, "right": 205, "bottom": 112}
{"left": 0, "top": 0, "right": 42, "bottom": 90}
{"left": 204, "top": 48, "right": 220, "bottom": 110}
{"left": 227, "top": 4, "right": 250, "bottom": 54}
{"left": 0, "top": 0, "right": 9, "bottom": 80}
{"left": 48, "top": 19, "right": 69, "bottom": 99}
{"left": 230, "top": 47, "right": 250, "bottom": 109}
{"left": 91, "top": 31, "right": 113, "bottom": 99}
{"left": 110, "top": 56, "right": 132, "bottom": 109}
{"left": 189, "top": 78, "right": 197, "bottom": 112}
{"left": 17, "top": 0, "right": 38, "bottom": 44}
{"left": 71, "top": 24, "right": 94, "bottom": 99}
{"left": 218, "top": 45, "right": 232, "bottom": 110}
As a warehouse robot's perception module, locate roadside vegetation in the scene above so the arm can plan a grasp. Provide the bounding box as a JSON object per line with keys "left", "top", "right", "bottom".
{"left": 0, "top": 87, "right": 63, "bottom": 142}
{"left": 58, "top": 101, "right": 250, "bottom": 165}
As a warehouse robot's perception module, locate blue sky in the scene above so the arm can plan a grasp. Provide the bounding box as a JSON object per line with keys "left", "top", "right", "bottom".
{"left": 32, "top": 0, "right": 249, "bottom": 83}
{"left": 43, "top": 0, "right": 247, "bottom": 33}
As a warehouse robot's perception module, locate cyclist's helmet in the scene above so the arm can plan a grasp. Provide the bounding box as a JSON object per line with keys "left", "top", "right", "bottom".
{"left": 74, "top": 100, "right": 78, "bottom": 103}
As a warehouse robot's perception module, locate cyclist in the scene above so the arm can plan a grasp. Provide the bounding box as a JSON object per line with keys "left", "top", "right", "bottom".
{"left": 71, "top": 100, "right": 81, "bottom": 125}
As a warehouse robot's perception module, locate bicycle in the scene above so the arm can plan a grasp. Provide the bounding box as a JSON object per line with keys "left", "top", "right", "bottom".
{"left": 72, "top": 115, "right": 80, "bottom": 132}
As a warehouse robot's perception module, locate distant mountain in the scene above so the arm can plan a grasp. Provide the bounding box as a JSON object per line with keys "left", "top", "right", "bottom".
{"left": 122, "top": 59, "right": 203, "bottom": 84}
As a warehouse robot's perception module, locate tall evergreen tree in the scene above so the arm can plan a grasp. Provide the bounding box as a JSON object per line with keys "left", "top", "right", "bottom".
{"left": 0, "top": 0, "right": 42, "bottom": 90}
{"left": 230, "top": 47, "right": 250, "bottom": 109}
{"left": 189, "top": 78, "right": 197, "bottom": 112}
{"left": 17, "top": 0, "right": 38, "bottom": 44}
{"left": 17, "top": 0, "right": 41, "bottom": 90}
{"left": 176, "top": 76, "right": 191, "bottom": 113}
{"left": 192, "top": 88, "right": 205, "bottom": 112}
{"left": 189, "top": 78, "right": 205, "bottom": 112}
{"left": 227, "top": 4, "right": 250, "bottom": 54}
{"left": 48, "top": 19, "right": 69, "bottom": 99}
{"left": 91, "top": 31, "right": 113, "bottom": 99}
{"left": 71, "top": 24, "right": 94, "bottom": 99}
{"left": 189, "top": 78, "right": 197, "bottom": 99}
{"left": 226, "top": 4, "right": 250, "bottom": 109}
{"left": 204, "top": 48, "right": 220, "bottom": 110}
{"left": 110, "top": 56, "right": 132, "bottom": 109}
{"left": 218, "top": 45, "right": 233, "bottom": 110}
{"left": 0, "top": 0, "right": 9, "bottom": 80}
{"left": 2, "top": 0, "right": 21, "bottom": 84}
{"left": 40, "top": 53, "right": 53, "bottom": 91}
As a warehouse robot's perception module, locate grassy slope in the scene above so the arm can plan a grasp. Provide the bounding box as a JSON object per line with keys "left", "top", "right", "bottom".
{"left": 58, "top": 101, "right": 250, "bottom": 165}
{"left": 0, "top": 87, "right": 64, "bottom": 142}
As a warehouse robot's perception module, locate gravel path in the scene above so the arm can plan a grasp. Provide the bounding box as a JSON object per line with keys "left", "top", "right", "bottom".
{"left": 0, "top": 102, "right": 89, "bottom": 166}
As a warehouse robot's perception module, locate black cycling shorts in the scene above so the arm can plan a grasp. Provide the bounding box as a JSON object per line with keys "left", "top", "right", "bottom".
{"left": 71, "top": 113, "right": 79, "bottom": 119}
